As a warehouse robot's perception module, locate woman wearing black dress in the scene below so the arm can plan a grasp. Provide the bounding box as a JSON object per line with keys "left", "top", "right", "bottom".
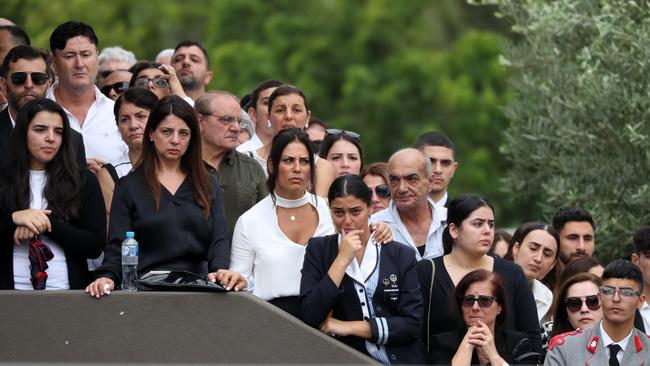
{"left": 86, "top": 96, "right": 242, "bottom": 297}
{"left": 417, "top": 195, "right": 542, "bottom": 362}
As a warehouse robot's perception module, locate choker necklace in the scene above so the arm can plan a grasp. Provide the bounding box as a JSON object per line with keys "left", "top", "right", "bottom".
{"left": 275, "top": 191, "right": 311, "bottom": 222}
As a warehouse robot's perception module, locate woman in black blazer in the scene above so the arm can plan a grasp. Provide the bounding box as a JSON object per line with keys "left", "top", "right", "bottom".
{"left": 299, "top": 175, "right": 424, "bottom": 364}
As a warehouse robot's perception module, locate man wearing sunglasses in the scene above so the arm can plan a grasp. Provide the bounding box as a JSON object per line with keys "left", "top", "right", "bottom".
{"left": 0, "top": 45, "right": 86, "bottom": 167}
{"left": 46, "top": 21, "right": 128, "bottom": 173}
{"left": 0, "top": 25, "right": 31, "bottom": 109}
{"left": 546, "top": 259, "right": 649, "bottom": 366}
{"left": 96, "top": 46, "right": 136, "bottom": 88}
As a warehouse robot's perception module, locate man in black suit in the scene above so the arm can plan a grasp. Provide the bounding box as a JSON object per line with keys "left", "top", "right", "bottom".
{"left": 414, "top": 131, "right": 458, "bottom": 209}
{"left": 0, "top": 45, "right": 85, "bottom": 166}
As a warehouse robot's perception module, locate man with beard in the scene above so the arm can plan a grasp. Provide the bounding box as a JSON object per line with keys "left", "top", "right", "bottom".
{"left": 0, "top": 45, "right": 85, "bottom": 165}
{"left": 171, "top": 41, "right": 212, "bottom": 102}
{"left": 195, "top": 91, "right": 267, "bottom": 234}
{"left": 552, "top": 207, "right": 596, "bottom": 267}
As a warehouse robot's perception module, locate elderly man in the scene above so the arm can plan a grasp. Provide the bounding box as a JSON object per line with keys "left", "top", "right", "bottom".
{"left": 96, "top": 46, "right": 136, "bottom": 88}
{"left": 46, "top": 21, "right": 128, "bottom": 172}
{"left": 371, "top": 148, "right": 447, "bottom": 260}
{"left": 0, "top": 45, "right": 85, "bottom": 166}
{"left": 195, "top": 91, "right": 267, "bottom": 233}
{"left": 171, "top": 41, "right": 212, "bottom": 101}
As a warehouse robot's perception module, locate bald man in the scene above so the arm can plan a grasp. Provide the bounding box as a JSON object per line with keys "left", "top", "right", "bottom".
{"left": 370, "top": 148, "right": 447, "bottom": 260}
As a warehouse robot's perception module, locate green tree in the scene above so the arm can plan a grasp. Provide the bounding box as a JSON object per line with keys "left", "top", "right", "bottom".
{"left": 487, "top": 0, "right": 650, "bottom": 261}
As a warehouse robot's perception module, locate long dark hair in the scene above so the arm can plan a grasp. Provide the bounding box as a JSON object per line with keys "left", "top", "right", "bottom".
{"left": 549, "top": 273, "right": 602, "bottom": 337}
{"left": 442, "top": 195, "right": 494, "bottom": 255}
{"left": 266, "top": 128, "right": 316, "bottom": 202}
{"left": 0, "top": 98, "right": 82, "bottom": 220}
{"left": 139, "top": 95, "right": 211, "bottom": 216}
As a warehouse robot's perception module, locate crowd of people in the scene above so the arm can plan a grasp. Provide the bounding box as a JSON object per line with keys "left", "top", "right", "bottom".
{"left": 1, "top": 18, "right": 649, "bottom": 365}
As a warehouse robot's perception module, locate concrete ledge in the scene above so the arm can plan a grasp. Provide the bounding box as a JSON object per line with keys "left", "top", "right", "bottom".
{"left": 0, "top": 291, "right": 377, "bottom": 364}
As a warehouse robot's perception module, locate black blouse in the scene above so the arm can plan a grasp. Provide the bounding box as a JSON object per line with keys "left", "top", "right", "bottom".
{"left": 95, "top": 168, "right": 230, "bottom": 285}
{"left": 417, "top": 255, "right": 543, "bottom": 359}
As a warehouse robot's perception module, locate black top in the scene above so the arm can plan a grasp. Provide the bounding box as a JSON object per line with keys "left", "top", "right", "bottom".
{"left": 0, "top": 107, "right": 87, "bottom": 168}
{"left": 0, "top": 168, "right": 106, "bottom": 289}
{"left": 417, "top": 255, "right": 543, "bottom": 358}
{"left": 95, "top": 168, "right": 230, "bottom": 285}
{"left": 429, "top": 328, "right": 542, "bottom": 365}
{"left": 299, "top": 234, "right": 425, "bottom": 364}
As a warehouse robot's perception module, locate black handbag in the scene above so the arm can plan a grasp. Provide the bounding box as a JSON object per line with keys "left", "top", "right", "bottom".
{"left": 138, "top": 270, "right": 228, "bottom": 292}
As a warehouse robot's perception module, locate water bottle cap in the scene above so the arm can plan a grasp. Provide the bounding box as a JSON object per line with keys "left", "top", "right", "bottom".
{"left": 125, "top": 231, "right": 135, "bottom": 238}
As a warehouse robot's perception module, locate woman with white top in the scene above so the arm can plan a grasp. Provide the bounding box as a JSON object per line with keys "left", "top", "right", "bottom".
{"left": 230, "top": 128, "right": 390, "bottom": 316}
{"left": 0, "top": 99, "right": 106, "bottom": 289}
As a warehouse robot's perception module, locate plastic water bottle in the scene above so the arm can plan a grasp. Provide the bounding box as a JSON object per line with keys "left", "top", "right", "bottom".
{"left": 121, "top": 231, "right": 138, "bottom": 292}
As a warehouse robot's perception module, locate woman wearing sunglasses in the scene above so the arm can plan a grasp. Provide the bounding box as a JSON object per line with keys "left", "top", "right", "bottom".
{"left": 299, "top": 174, "right": 424, "bottom": 364}
{"left": 429, "top": 269, "right": 540, "bottom": 365}
{"left": 549, "top": 273, "right": 603, "bottom": 338}
{"left": 319, "top": 129, "right": 363, "bottom": 177}
{"left": 361, "top": 162, "right": 391, "bottom": 214}
{"left": 417, "top": 195, "right": 542, "bottom": 362}
{"left": 0, "top": 99, "right": 106, "bottom": 290}
{"left": 129, "top": 61, "right": 191, "bottom": 105}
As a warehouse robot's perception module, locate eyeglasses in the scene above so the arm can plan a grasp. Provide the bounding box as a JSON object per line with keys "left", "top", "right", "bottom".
{"left": 326, "top": 128, "right": 361, "bottom": 141}
{"left": 599, "top": 285, "right": 640, "bottom": 298}
{"left": 10, "top": 72, "right": 49, "bottom": 86}
{"left": 459, "top": 295, "right": 496, "bottom": 308}
{"left": 371, "top": 184, "right": 390, "bottom": 198}
{"left": 100, "top": 81, "right": 130, "bottom": 97}
{"left": 565, "top": 295, "right": 600, "bottom": 312}
{"left": 206, "top": 114, "right": 245, "bottom": 128}
{"left": 99, "top": 69, "right": 128, "bottom": 79}
{"left": 134, "top": 77, "right": 169, "bottom": 89}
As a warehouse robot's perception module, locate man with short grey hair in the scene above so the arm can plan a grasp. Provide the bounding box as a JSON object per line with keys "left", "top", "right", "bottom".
{"left": 370, "top": 148, "right": 447, "bottom": 260}
{"left": 96, "top": 46, "right": 136, "bottom": 87}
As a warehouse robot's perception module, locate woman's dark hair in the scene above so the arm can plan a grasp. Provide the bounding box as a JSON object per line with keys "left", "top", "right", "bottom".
{"left": 128, "top": 61, "right": 163, "bottom": 87}
{"left": 490, "top": 229, "right": 512, "bottom": 255}
{"left": 361, "top": 162, "right": 389, "bottom": 185}
{"left": 318, "top": 131, "right": 364, "bottom": 173}
{"left": 266, "top": 128, "right": 316, "bottom": 202}
{"left": 558, "top": 257, "right": 603, "bottom": 288}
{"left": 505, "top": 222, "right": 560, "bottom": 290}
{"left": 113, "top": 87, "right": 159, "bottom": 122}
{"left": 139, "top": 95, "right": 211, "bottom": 216}
{"left": 267, "top": 84, "right": 309, "bottom": 115}
{"left": 0, "top": 98, "right": 82, "bottom": 220}
{"left": 453, "top": 269, "right": 508, "bottom": 327}
{"left": 328, "top": 174, "right": 372, "bottom": 207}
{"left": 549, "top": 273, "right": 602, "bottom": 337}
{"left": 442, "top": 195, "right": 494, "bottom": 255}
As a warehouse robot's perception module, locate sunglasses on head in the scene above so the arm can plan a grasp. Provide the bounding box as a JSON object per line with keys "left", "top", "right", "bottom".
{"left": 134, "top": 77, "right": 169, "bottom": 89}
{"left": 326, "top": 128, "right": 361, "bottom": 141}
{"left": 459, "top": 295, "right": 496, "bottom": 308}
{"left": 564, "top": 295, "right": 600, "bottom": 312}
{"left": 371, "top": 184, "right": 390, "bottom": 198}
{"left": 99, "top": 69, "right": 128, "bottom": 79}
{"left": 100, "top": 81, "right": 130, "bottom": 97}
{"left": 10, "top": 72, "right": 49, "bottom": 86}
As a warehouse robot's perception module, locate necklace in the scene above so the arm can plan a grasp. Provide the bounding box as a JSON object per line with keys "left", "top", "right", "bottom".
{"left": 275, "top": 191, "right": 311, "bottom": 222}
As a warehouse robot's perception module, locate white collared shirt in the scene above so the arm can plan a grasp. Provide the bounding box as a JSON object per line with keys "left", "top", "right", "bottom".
{"left": 600, "top": 321, "right": 633, "bottom": 364}
{"left": 434, "top": 191, "right": 448, "bottom": 209}
{"left": 370, "top": 197, "right": 446, "bottom": 260}
{"left": 47, "top": 83, "right": 128, "bottom": 165}
{"left": 532, "top": 279, "right": 553, "bottom": 322}
{"left": 640, "top": 300, "right": 650, "bottom": 335}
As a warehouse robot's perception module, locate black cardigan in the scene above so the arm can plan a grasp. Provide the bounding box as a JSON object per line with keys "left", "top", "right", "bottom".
{"left": 0, "top": 168, "right": 106, "bottom": 289}
{"left": 299, "top": 234, "right": 425, "bottom": 364}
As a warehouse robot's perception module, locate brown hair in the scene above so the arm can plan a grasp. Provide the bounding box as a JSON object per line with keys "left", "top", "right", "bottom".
{"left": 139, "top": 95, "right": 212, "bottom": 216}
{"left": 361, "top": 162, "right": 389, "bottom": 185}
{"left": 453, "top": 269, "right": 508, "bottom": 327}
{"left": 549, "top": 273, "right": 602, "bottom": 337}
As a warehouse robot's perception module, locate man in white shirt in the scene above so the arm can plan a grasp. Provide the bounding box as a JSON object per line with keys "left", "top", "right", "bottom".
{"left": 414, "top": 131, "right": 458, "bottom": 209}
{"left": 545, "top": 259, "right": 649, "bottom": 366}
{"left": 370, "top": 148, "right": 446, "bottom": 260}
{"left": 632, "top": 226, "right": 650, "bottom": 334}
{"left": 46, "top": 21, "right": 128, "bottom": 172}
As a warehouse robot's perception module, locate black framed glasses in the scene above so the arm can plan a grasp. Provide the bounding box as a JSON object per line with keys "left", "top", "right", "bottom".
{"left": 371, "top": 184, "right": 390, "bottom": 198}
{"left": 10, "top": 72, "right": 49, "bottom": 86}
{"left": 326, "top": 128, "right": 360, "bottom": 140}
{"left": 459, "top": 295, "right": 496, "bottom": 308}
{"left": 599, "top": 285, "right": 640, "bottom": 298}
{"left": 100, "top": 81, "right": 130, "bottom": 97}
{"left": 565, "top": 295, "right": 600, "bottom": 312}
{"left": 134, "top": 77, "right": 169, "bottom": 89}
